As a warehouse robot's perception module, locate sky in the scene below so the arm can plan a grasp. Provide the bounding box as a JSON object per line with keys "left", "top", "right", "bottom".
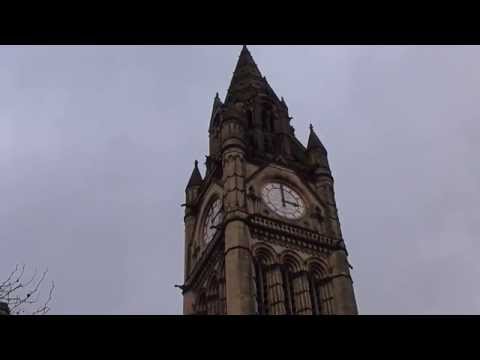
{"left": 0, "top": 45, "right": 479, "bottom": 315}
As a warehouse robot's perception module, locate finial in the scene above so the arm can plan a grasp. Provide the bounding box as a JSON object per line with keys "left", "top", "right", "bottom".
{"left": 194, "top": 160, "right": 198, "bottom": 168}
{"left": 310, "top": 123, "right": 314, "bottom": 132}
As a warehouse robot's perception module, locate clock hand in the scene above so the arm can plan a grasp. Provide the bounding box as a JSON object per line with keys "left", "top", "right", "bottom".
{"left": 280, "top": 184, "right": 286, "bottom": 207}
{"left": 284, "top": 200, "right": 299, "bottom": 207}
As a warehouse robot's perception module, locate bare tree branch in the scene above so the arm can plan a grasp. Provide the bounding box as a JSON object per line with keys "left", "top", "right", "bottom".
{"left": 0, "top": 265, "right": 55, "bottom": 315}
{"left": 32, "top": 281, "right": 55, "bottom": 315}
{"left": 0, "top": 264, "right": 20, "bottom": 289}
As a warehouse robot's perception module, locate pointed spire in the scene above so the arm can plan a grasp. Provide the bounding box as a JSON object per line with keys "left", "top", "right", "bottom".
{"left": 186, "top": 160, "right": 203, "bottom": 188}
{"left": 225, "top": 46, "right": 263, "bottom": 104}
{"left": 235, "top": 45, "right": 261, "bottom": 73}
{"left": 307, "top": 124, "right": 327, "bottom": 154}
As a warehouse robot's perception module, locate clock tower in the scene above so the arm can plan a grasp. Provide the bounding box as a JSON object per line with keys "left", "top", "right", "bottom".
{"left": 181, "top": 46, "right": 358, "bottom": 315}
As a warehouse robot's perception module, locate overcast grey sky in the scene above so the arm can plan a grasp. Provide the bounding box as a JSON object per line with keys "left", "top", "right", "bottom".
{"left": 0, "top": 45, "right": 478, "bottom": 315}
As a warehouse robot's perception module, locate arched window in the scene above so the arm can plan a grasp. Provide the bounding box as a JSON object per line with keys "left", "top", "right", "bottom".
{"left": 262, "top": 111, "right": 267, "bottom": 131}
{"left": 280, "top": 254, "right": 303, "bottom": 315}
{"left": 308, "top": 273, "right": 322, "bottom": 315}
{"left": 254, "top": 259, "right": 270, "bottom": 315}
{"left": 281, "top": 264, "right": 296, "bottom": 314}
{"left": 307, "top": 261, "right": 333, "bottom": 315}
{"left": 253, "top": 247, "right": 276, "bottom": 315}
{"left": 247, "top": 110, "right": 253, "bottom": 129}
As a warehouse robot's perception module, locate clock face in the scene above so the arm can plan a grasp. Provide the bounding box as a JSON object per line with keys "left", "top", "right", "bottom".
{"left": 261, "top": 182, "right": 305, "bottom": 219}
{"left": 203, "top": 199, "right": 224, "bottom": 244}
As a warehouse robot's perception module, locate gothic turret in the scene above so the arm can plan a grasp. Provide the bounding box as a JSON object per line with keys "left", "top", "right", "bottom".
{"left": 307, "top": 124, "right": 327, "bottom": 153}
{"left": 209, "top": 92, "right": 224, "bottom": 160}
{"left": 307, "top": 124, "right": 331, "bottom": 177}
{"left": 185, "top": 160, "right": 203, "bottom": 205}
{"left": 209, "top": 92, "right": 223, "bottom": 132}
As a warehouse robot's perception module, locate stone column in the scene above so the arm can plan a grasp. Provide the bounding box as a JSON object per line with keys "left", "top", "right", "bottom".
{"left": 183, "top": 213, "right": 196, "bottom": 315}
{"left": 223, "top": 212, "right": 255, "bottom": 313}
{"left": 223, "top": 210, "right": 256, "bottom": 314}
{"left": 184, "top": 214, "right": 195, "bottom": 281}
{"left": 329, "top": 250, "right": 358, "bottom": 315}
{"left": 222, "top": 114, "right": 256, "bottom": 315}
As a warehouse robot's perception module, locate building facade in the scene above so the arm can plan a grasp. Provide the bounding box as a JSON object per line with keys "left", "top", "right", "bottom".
{"left": 181, "top": 46, "right": 358, "bottom": 315}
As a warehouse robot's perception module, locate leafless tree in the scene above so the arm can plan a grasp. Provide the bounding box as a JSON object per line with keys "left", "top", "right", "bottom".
{"left": 0, "top": 264, "right": 55, "bottom": 315}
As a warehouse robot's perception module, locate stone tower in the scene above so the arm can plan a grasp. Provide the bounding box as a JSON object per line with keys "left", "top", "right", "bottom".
{"left": 181, "top": 46, "right": 358, "bottom": 315}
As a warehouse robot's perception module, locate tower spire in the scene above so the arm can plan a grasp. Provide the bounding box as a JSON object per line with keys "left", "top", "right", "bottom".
{"left": 236, "top": 45, "right": 260, "bottom": 72}
{"left": 225, "top": 46, "right": 263, "bottom": 104}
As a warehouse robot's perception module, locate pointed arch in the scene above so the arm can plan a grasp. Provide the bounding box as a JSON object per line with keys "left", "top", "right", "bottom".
{"left": 278, "top": 250, "right": 304, "bottom": 314}
{"left": 252, "top": 243, "right": 278, "bottom": 314}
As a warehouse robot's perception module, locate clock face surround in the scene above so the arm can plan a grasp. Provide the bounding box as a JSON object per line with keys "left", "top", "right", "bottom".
{"left": 203, "top": 199, "right": 224, "bottom": 244}
{"left": 261, "top": 182, "right": 305, "bottom": 219}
